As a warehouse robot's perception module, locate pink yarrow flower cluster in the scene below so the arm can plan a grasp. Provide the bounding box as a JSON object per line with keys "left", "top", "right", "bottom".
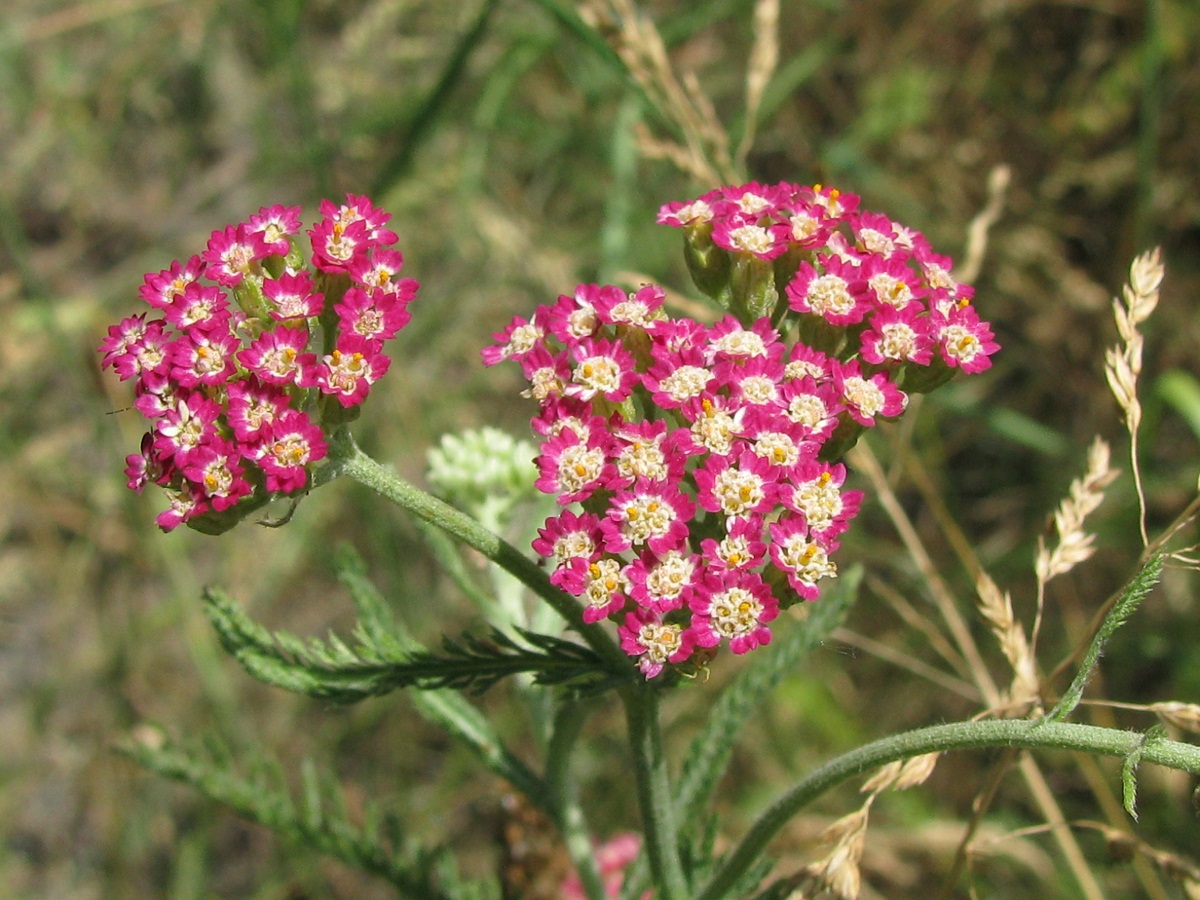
{"left": 487, "top": 182, "right": 997, "bottom": 679}
{"left": 99, "top": 196, "right": 418, "bottom": 531}
{"left": 660, "top": 181, "right": 999, "bottom": 385}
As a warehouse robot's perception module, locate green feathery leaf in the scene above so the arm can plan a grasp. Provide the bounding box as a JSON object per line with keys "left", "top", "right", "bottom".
{"left": 204, "top": 586, "right": 618, "bottom": 702}
{"left": 1122, "top": 724, "right": 1168, "bottom": 821}
{"left": 119, "top": 734, "right": 457, "bottom": 899}
{"left": 1044, "top": 554, "right": 1163, "bottom": 724}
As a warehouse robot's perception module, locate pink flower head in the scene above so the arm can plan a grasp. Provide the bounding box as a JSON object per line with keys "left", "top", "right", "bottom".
{"left": 914, "top": 247, "right": 970, "bottom": 309}
{"left": 712, "top": 215, "right": 791, "bottom": 261}
{"left": 851, "top": 211, "right": 904, "bottom": 260}
{"left": 859, "top": 304, "right": 934, "bottom": 366}
{"left": 247, "top": 204, "right": 303, "bottom": 256}
{"left": 183, "top": 440, "right": 253, "bottom": 512}
{"left": 807, "top": 183, "right": 859, "bottom": 220}
{"left": 699, "top": 515, "right": 767, "bottom": 572}
{"left": 831, "top": 360, "right": 907, "bottom": 426}
{"left": 99, "top": 314, "right": 152, "bottom": 374}
{"left": 768, "top": 514, "right": 838, "bottom": 600}
{"left": 619, "top": 609, "right": 695, "bottom": 678}
{"left": 780, "top": 377, "right": 842, "bottom": 441}
{"left": 786, "top": 255, "right": 870, "bottom": 325}
{"left": 238, "top": 325, "right": 313, "bottom": 386}
{"left": 782, "top": 343, "right": 832, "bottom": 383}
{"left": 203, "top": 224, "right": 269, "bottom": 287}
{"left": 610, "top": 419, "right": 692, "bottom": 486}
{"left": 543, "top": 285, "right": 604, "bottom": 344}
{"left": 860, "top": 254, "right": 926, "bottom": 311}
{"left": 263, "top": 271, "right": 324, "bottom": 321}
{"left": 626, "top": 548, "right": 700, "bottom": 613}
{"left": 535, "top": 426, "right": 615, "bottom": 505}
{"left": 742, "top": 408, "right": 813, "bottom": 470}
{"left": 155, "top": 482, "right": 207, "bottom": 531}
{"left": 715, "top": 353, "right": 785, "bottom": 409}
{"left": 932, "top": 303, "right": 998, "bottom": 373}
{"left": 705, "top": 315, "right": 783, "bottom": 365}
{"left": 103, "top": 197, "right": 419, "bottom": 533}
{"left": 518, "top": 345, "right": 572, "bottom": 404}
{"left": 125, "top": 432, "right": 165, "bottom": 492}
{"left": 164, "top": 282, "right": 231, "bottom": 334}
{"left": 153, "top": 393, "right": 223, "bottom": 464}
{"left": 656, "top": 192, "right": 719, "bottom": 228}
{"left": 307, "top": 334, "right": 391, "bottom": 407}
{"left": 134, "top": 378, "right": 179, "bottom": 420}
{"left": 532, "top": 509, "right": 604, "bottom": 592}
{"left": 226, "top": 377, "right": 292, "bottom": 444}
{"left": 688, "top": 569, "right": 778, "bottom": 654}
{"left": 682, "top": 395, "right": 745, "bottom": 457}
{"left": 714, "top": 181, "right": 787, "bottom": 218}
{"left": 481, "top": 314, "right": 546, "bottom": 367}
{"left": 308, "top": 216, "right": 371, "bottom": 273}
{"left": 578, "top": 557, "right": 632, "bottom": 623}
{"left": 529, "top": 397, "right": 604, "bottom": 441}
{"left": 783, "top": 461, "right": 861, "bottom": 542}
{"left": 254, "top": 409, "right": 327, "bottom": 493}
{"left": 641, "top": 342, "right": 713, "bottom": 410}
{"left": 693, "top": 449, "right": 780, "bottom": 520}
{"left": 334, "top": 286, "right": 412, "bottom": 343}
{"left": 601, "top": 478, "right": 694, "bottom": 556}
{"left": 565, "top": 336, "right": 638, "bottom": 404}
{"left": 168, "top": 327, "right": 239, "bottom": 388}
{"left": 594, "top": 283, "right": 664, "bottom": 329}
{"left": 139, "top": 256, "right": 206, "bottom": 310}
{"left": 318, "top": 194, "right": 399, "bottom": 247}
{"left": 646, "top": 316, "right": 708, "bottom": 353}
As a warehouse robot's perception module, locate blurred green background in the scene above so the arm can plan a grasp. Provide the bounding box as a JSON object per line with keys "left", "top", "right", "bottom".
{"left": 4, "top": 0, "right": 1200, "bottom": 896}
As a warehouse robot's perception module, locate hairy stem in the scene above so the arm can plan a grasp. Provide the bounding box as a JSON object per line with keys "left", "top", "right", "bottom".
{"left": 331, "top": 432, "right": 627, "bottom": 669}
{"left": 697, "top": 718, "right": 1200, "bottom": 900}
{"left": 623, "top": 684, "right": 689, "bottom": 899}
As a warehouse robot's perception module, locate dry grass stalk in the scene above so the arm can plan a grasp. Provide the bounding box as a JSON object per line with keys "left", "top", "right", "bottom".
{"left": 1104, "top": 247, "right": 1164, "bottom": 546}
{"left": 735, "top": 0, "right": 779, "bottom": 168}
{"left": 787, "top": 752, "right": 941, "bottom": 897}
{"left": 1149, "top": 701, "right": 1200, "bottom": 734}
{"left": 1035, "top": 436, "right": 1118, "bottom": 584}
{"left": 793, "top": 802, "right": 872, "bottom": 900}
{"left": 849, "top": 447, "right": 1104, "bottom": 900}
{"left": 860, "top": 752, "right": 941, "bottom": 795}
{"left": 954, "top": 164, "right": 1011, "bottom": 285}
{"left": 975, "top": 571, "right": 1039, "bottom": 710}
{"left": 583, "top": 0, "right": 736, "bottom": 183}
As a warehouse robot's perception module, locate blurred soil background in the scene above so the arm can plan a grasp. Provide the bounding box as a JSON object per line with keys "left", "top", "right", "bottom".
{"left": 3, "top": 0, "right": 1200, "bottom": 897}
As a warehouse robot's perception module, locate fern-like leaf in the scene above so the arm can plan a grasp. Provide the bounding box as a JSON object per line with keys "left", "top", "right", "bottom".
{"left": 204, "top": 587, "right": 619, "bottom": 703}
{"left": 120, "top": 733, "right": 456, "bottom": 899}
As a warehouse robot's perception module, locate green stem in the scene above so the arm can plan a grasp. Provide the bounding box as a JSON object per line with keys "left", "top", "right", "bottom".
{"left": 330, "top": 432, "right": 628, "bottom": 670}
{"left": 549, "top": 700, "right": 607, "bottom": 900}
{"left": 622, "top": 684, "right": 689, "bottom": 900}
{"left": 697, "top": 718, "right": 1200, "bottom": 900}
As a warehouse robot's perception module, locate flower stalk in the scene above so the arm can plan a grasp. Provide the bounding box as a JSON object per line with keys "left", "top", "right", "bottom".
{"left": 330, "top": 430, "right": 630, "bottom": 671}
{"left": 622, "top": 683, "right": 689, "bottom": 899}
{"left": 697, "top": 717, "right": 1200, "bottom": 900}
